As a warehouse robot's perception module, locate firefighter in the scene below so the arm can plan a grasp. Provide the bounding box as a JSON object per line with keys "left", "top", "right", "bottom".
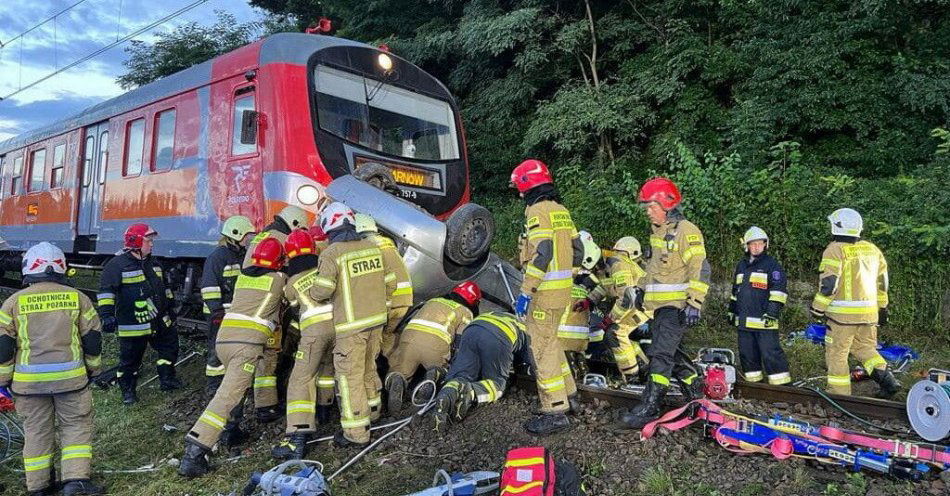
{"left": 621, "top": 177, "right": 711, "bottom": 429}
{"left": 178, "top": 238, "right": 288, "bottom": 478}
{"left": 0, "top": 242, "right": 104, "bottom": 496}
{"left": 510, "top": 159, "right": 580, "bottom": 435}
{"left": 810, "top": 208, "right": 898, "bottom": 398}
{"left": 558, "top": 231, "right": 601, "bottom": 379}
{"left": 308, "top": 202, "right": 395, "bottom": 448}
{"left": 432, "top": 312, "right": 530, "bottom": 432}
{"left": 355, "top": 213, "right": 413, "bottom": 420}
{"left": 242, "top": 205, "right": 309, "bottom": 268}
{"left": 577, "top": 237, "right": 650, "bottom": 382}
{"left": 729, "top": 226, "right": 791, "bottom": 385}
{"left": 271, "top": 230, "right": 334, "bottom": 460}
{"left": 385, "top": 281, "right": 481, "bottom": 414}
{"left": 98, "top": 223, "right": 179, "bottom": 405}
{"left": 201, "top": 215, "right": 257, "bottom": 396}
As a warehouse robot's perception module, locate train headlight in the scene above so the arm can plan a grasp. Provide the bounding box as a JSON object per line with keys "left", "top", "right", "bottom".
{"left": 377, "top": 53, "right": 393, "bottom": 72}
{"left": 296, "top": 185, "right": 320, "bottom": 206}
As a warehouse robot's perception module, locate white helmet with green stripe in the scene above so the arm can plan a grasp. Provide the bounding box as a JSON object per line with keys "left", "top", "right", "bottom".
{"left": 221, "top": 215, "right": 256, "bottom": 242}
{"left": 741, "top": 226, "right": 769, "bottom": 250}
{"left": 828, "top": 208, "right": 863, "bottom": 237}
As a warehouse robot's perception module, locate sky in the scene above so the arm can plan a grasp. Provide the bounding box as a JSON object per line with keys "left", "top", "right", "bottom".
{"left": 0, "top": 0, "right": 263, "bottom": 141}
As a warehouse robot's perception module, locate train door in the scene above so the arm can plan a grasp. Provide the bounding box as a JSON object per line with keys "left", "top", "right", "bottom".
{"left": 77, "top": 121, "right": 109, "bottom": 236}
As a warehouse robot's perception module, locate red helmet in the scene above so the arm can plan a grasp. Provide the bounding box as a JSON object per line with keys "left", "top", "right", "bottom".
{"left": 510, "top": 159, "right": 553, "bottom": 194}
{"left": 310, "top": 225, "right": 327, "bottom": 242}
{"left": 124, "top": 223, "right": 157, "bottom": 250}
{"left": 285, "top": 229, "right": 316, "bottom": 259}
{"left": 452, "top": 281, "right": 482, "bottom": 307}
{"left": 638, "top": 177, "right": 682, "bottom": 211}
{"left": 251, "top": 237, "right": 285, "bottom": 270}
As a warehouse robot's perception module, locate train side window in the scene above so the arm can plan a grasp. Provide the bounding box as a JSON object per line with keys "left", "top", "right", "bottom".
{"left": 51, "top": 143, "right": 66, "bottom": 189}
{"left": 98, "top": 132, "right": 108, "bottom": 185}
{"left": 11, "top": 156, "right": 23, "bottom": 195}
{"left": 231, "top": 90, "right": 256, "bottom": 156}
{"left": 152, "top": 109, "right": 176, "bottom": 171}
{"left": 28, "top": 148, "right": 46, "bottom": 192}
{"left": 124, "top": 118, "right": 145, "bottom": 176}
{"left": 82, "top": 136, "right": 95, "bottom": 186}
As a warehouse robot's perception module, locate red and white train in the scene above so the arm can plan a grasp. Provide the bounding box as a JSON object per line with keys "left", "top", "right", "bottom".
{"left": 0, "top": 32, "right": 505, "bottom": 302}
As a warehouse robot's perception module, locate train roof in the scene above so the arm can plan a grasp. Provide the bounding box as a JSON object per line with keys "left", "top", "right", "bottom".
{"left": 0, "top": 33, "right": 369, "bottom": 155}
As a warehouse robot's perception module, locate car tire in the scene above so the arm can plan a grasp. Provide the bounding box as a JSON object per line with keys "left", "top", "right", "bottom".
{"left": 352, "top": 162, "right": 400, "bottom": 196}
{"left": 444, "top": 203, "right": 494, "bottom": 266}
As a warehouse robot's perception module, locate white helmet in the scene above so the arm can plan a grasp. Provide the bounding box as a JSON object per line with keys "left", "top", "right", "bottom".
{"left": 320, "top": 202, "right": 355, "bottom": 233}
{"left": 354, "top": 213, "right": 378, "bottom": 234}
{"left": 741, "top": 226, "right": 769, "bottom": 250}
{"left": 578, "top": 231, "right": 601, "bottom": 270}
{"left": 613, "top": 236, "right": 642, "bottom": 259}
{"left": 22, "top": 242, "right": 67, "bottom": 275}
{"left": 828, "top": 208, "right": 863, "bottom": 237}
{"left": 277, "top": 205, "right": 309, "bottom": 230}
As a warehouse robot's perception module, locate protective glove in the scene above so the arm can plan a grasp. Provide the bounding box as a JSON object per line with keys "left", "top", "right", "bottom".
{"left": 210, "top": 309, "right": 226, "bottom": 328}
{"left": 101, "top": 315, "right": 117, "bottom": 334}
{"left": 683, "top": 305, "right": 701, "bottom": 327}
{"left": 572, "top": 298, "right": 593, "bottom": 312}
{"left": 878, "top": 307, "right": 888, "bottom": 326}
{"left": 134, "top": 298, "right": 158, "bottom": 323}
{"left": 634, "top": 286, "right": 645, "bottom": 310}
{"left": 0, "top": 386, "right": 11, "bottom": 400}
{"left": 515, "top": 293, "right": 532, "bottom": 319}
{"left": 596, "top": 316, "right": 615, "bottom": 332}
{"left": 762, "top": 313, "right": 778, "bottom": 328}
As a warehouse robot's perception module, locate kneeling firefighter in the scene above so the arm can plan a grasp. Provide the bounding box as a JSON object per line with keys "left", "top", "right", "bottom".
{"left": 385, "top": 281, "right": 481, "bottom": 414}
{"left": 0, "top": 242, "right": 105, "bottom": 496}
{"left": 729, "top": 226, "right": 791, "bottom": 385}
{"left": 179, "top": 238, "right": 288, "bottom": 478}
{"left": 810, "top": 208, "right": 898, "bottom": 398}
{"left": 432, "top": 312, "right": 530, "bottom": 432}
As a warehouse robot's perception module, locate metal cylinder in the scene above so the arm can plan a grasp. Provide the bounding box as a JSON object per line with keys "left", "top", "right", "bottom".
{"left": 906, "top": 380, "right": 950, "bottom": 442}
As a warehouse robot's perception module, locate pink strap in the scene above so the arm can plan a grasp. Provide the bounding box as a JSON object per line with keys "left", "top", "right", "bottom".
{"left": 641, "top": 400, "right": 721, "bottom": 439}
{"left": 831, "top": 430, "right": 950, "bottom": 465}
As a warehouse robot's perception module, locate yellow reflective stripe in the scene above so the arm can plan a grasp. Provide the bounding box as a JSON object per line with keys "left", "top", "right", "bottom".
{"left": 221, "top": 318, "right": 273, "bottom": 337}
{"left": 97, "top": 298, "right": 115, "bottom": 306}
{"left": 538, "top": 375, "right": 565, "bottom": 392}
{"left": 288, "top": 401, "right": 315, "bottom": 414}
{"left": 682, "top": 245, "right": 706, "bottom": 262}
{"left": 23, "top": 453, "right": 52, "bottom": 471}
{"left": 254, "top": 376, "right": 277, "bottom": 388}
{"left": 877, "top": 291, "right": 888, "bottom": 307}
{"left": 538, "top": 278, "right": 572, "bottom": 291}
{"left": 301, "top": 313, "right": 333, "bottom": 329}
{"left": 202, "top": 292, "right": 222, "bottom": 300}
{"left": 505, "top": 457, "right": 545, "bottom": 467}
{"left": 863, "top": 355, "right": 886, "bottom": 371}
{"left": 335, "top": 313, "right": 387, "bottom": 333}
{"left": 405, "top": 322, "right": 451, "bottom": 344}
{"left": 317, "top": 377, "right": 335, "bottom": 388}
{"left": 812, "top": 293, "right": 831, "bottom": 308}
{"left": 0, "top": 364, "right": 13, "bottom": 374}
{"left": 768, "top": 291, "right": 788, "bottom": 304}
{"left": 527, "top": 228, "right": 552, "bottom": 241}
{"left": 392, "top": 286, "right": 413, "bottom": 296}
{"left": 205, "top": 365, "right": 225, "bottom": 376}
{"left": 688, "top": 280, "right": 709, "bottom": 294}
{"left": 827, "top": 305, "right": 877, "bottom": 314}
{"left": 650, "top": 374, "right": 670, "bottom": 386}
{"left": 85, "top": 356, "right": 102, "bottom": 368}
{"left": 156, "top": 359, "right": 173, "bottom": 366}
{"left": 199, "top": 410, "right": 226, "bottom": 429}
{"left": 0, "top": 311, "right": 12, "bottom": 325}
{"left": 649, "top": 236, "right": 665, "bottom": 248}
{"left": 524, "top": 265, "right": 545, "bottom": 279}
{"left": 502, "top": 481, "right": 544, "bottom": 494}
{"left": 474, "top": 315, "right": 519, "bottom": 344}
{"left": 117, "top": 329, "right": 151, "bottom": 337}
{"left": 312, "top": 276, "right": 334, "bottom": 289}
{"left": 644, "top": 291, "right": 687, "bottom": 301}
{"left": 768, "top": 372, "right": 792, "bottom": 385}
{"left": 819, "top": 258, "right": 842, "bottom": 272}
{"left": 367, "top": 396, "right": 381, "bottom": 407}
{"left": 121, "top": 275, "right": 145, "bottom": 283}
{"left": 384, "top": 272, "right": 396, "bottom": 283}
{"left": 827, "top": 375, "right": 851, "bottom": 386}
{"left": 82, "top": 307, "right": 98, "bottom": 322}
{"left": 13, "top": 365, "right": 87, "bottom": 383}
{"left": 61, "top": 444, "right": 92, "bottom": 460}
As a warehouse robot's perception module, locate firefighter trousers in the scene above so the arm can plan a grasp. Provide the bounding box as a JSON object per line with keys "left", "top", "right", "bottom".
{"left": 381, "top": 306, "right": 410, "bottom": 358}
{"left": 738, "top": 329, "right": 791, "bottom": 385}
{"left": 205, "top": 317, "right": 224, "bottom": 394}
{"left": 334, "top": 327, "right": 382, "bottom": 444}
{"left": 253, "top": 341, "right": 280, "bottom": 409}
{"left": 118, "top": 317, "right": 179, "bottom": 384}
{"left": 285, "top": 324, "right": 335, "bottom": 434}
{"left": 611, "top": 321, "right": 648, "bottom": 378}
{"left": 526, "top": 307, "right": 575, "bottom": 414}
{"left": 825, "top": 322, "right": 887, "bottom": 395}
{"left": 646, "top": 307, "right": 696, "bottom": 386}
{"left": 446, "top": 325, "right": 512, "bottom": 404}
{"left": 16, "top": 387, "right": 93, "bottom": 492}
{"left": 388, "top": 331, "right": 451, "bottom": 380}
{"left": 186, "top": 342, "right": 263, "bottom": 449}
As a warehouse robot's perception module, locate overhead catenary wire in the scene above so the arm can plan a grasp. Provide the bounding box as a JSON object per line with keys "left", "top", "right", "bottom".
{"left": 1, "top": 0, "right": 213, "bottom": 102}
{"left": 0, "top": 0, "right": 89, "bottom": 49}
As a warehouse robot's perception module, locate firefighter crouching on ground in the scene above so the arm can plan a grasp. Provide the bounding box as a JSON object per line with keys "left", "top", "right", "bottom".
{"left": 179, "top": 238, "right": 288, "bottom": 478}
{"left": 511, "top": 159, "right": 581, "bottom": 436}
{"left": 385, "top": 281, "right": 480, "bottom": 415}
{"left": 810, "top": 208, "right": 899, "bottom": 398}
{"left": 308, "top": 202, "right": 395, "bottom": 448}
{"left": 432, "top": 312, "right": 530, "bottom": 432}
{"left": 577, "top": 236, "right": 650, "bottom": 382}
{"left": 272, "top": 230, "right": 334, "bottom": 461}
{"left": 0, "top": 242, "right": 104, "bottom": 496}
{"left": 622, "top": 177, "right": 711, "bottom": 430}
{"left": 557, "top": 231, "right": 601, "bottom": 379}
{"left": 729, "top": 226, "right": 791, "bottom": 385}
{"left": 201, "top": 215, "right": 257, "bottom": 396}
{"left": 98, "top": 223, "right": 180, "bottom": 405}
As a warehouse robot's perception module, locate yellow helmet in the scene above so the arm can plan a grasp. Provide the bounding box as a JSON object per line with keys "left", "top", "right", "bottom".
{"left": 613, "top": 236, "right": 642, "bottom": 259}
{"left": 354, "top": 213, "right": 378, "bottom": 234}
{"left": 221, "top": 215, "right": 256, "bottom": 242}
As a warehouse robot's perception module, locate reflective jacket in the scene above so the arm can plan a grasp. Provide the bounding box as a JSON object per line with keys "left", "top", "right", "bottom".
{"left": 200, "top": 242, "right": 244, "bottom": 316}
{"left": 519, "top": 200, "right": 579, "bottom": 309}
{"left": 0, "top": 282, "right": 102, "bottom": 395}
{"left": 242, "top": 220, "right": 290, "bottom": 269}
{"left": 308, "top": 238, "right": 395, "bottom": 338}
{"left": 285, "top": 267, "right": 333, "bottom": 335}
{"left": 403, "top": 297, "right": 473, "bottom": 346}
{"left": 98, "top": 252, "right": 174, "bottom": 337}
{"left": 217, "top": 270, "right": 288, "bottom": 346}
{"left": 366, "top": 233, "right": 413, "bottom": 308}
{"left": 590, "top": 254, "right": 648, "bottom": 327}
{"left": 811, "top": 240, "right": 888, "bottom": 325}
{"left": 642, "top": 216, "right": 711, "bottom": 313}
{"left": 729, "top": 253, "right": 788, "bottom": 330}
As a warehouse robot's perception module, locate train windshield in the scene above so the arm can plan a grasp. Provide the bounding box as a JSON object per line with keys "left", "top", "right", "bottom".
{"left": 313, "top": 64, "right": 460, "bottom": 161}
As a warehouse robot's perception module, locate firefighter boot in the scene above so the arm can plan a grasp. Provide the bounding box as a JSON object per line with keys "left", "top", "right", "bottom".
{"left": 204, "top": 375, "right": 223, "bottom": 399}
{"left": 871, "top": 368, "right": 901, "bottom": 399}
{"left": 271, "top": 432, "right": 310, "bottom": 460}
{"left": 62, "top": 480, "right": 105, "bottom": 496}
{"left": 433, "top": 386, "right": 459, "bottom": 433}
{"left": 118, "top": 373, "right": 138, "bottom": 405}
{"left": 316, "top": 405, "right": 332, "bottom": 425}
{"left": 621, "top": 381, "right": 669, "bottom": 430}
{"left": 418, "top": 367, "right": 446, "bottom": 402}
{"left": 218, "top": 421, "right": 248, "bottom": 449}
{"left": 333, "top": 431, "right": 369, "bottom": 449}
{"left": 385, "top": 372, "right": 406, "bottom": 416}
{"left": 567, "top": 394, "right": 582, "bottom": 415}
{"left": 178, "top": 442, "right": 211, "bottom": 478}
{"left": 256, "top": 406, "right": 282, "bottom": 424}
{"left": 28, "top": 487, "right": 56, "bottom": 496}
{"left": 523, "top": 413, "right": 570, "bottom": 436}
{"left": 158, "top": 364, "right": 183, "bottom": 392}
